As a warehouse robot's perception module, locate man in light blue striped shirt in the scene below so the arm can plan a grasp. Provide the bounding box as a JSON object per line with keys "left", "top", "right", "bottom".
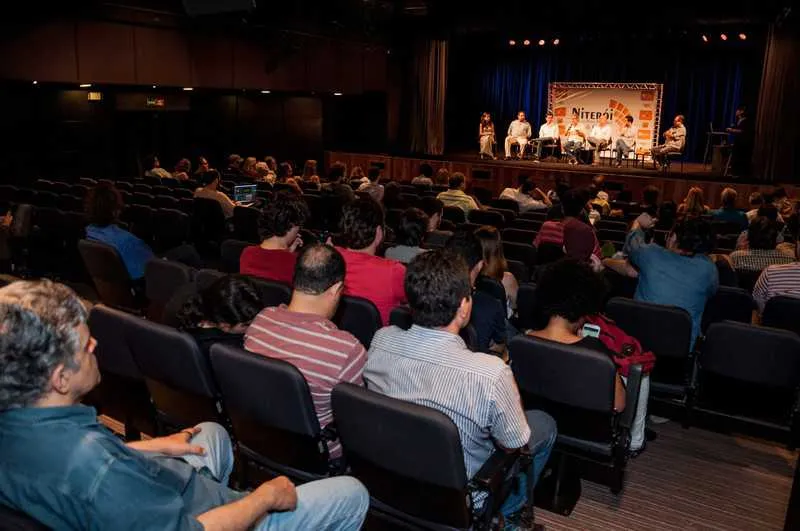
{"left": 364, "top": 250, "right": 556, "bottom": 517}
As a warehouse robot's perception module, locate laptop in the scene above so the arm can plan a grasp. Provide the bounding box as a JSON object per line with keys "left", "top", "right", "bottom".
{"left": 233, "top": 184, "right": 257, "bottom": 206}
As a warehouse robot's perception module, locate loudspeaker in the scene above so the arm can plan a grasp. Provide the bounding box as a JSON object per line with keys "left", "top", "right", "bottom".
{"left": 183, "top": 0, "right": 255, "bottom": 16}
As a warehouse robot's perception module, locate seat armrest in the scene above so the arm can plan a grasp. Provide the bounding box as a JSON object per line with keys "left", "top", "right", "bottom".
{"left": 620, "top": 363, "right": 643, "bottom": 431}
{"left": 321, "top": 423, "right": 338, "bottom": 443}
{"left": 469, "top": 449, "right": 520, "bottom": 493}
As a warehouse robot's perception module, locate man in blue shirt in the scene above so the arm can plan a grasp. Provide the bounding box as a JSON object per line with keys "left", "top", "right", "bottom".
{"left": 0, "top": 280, "right": 368, "bottom": 530}
{"left": 711, "top": 187, "right": 748, "bottom": 232}
{"left": 625, "top": 214, "right": 718, "bottom": 346}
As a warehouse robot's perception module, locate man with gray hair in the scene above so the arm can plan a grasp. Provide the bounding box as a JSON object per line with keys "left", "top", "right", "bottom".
{"left": 0, "top": 279, "right": 368, "bottom": 530}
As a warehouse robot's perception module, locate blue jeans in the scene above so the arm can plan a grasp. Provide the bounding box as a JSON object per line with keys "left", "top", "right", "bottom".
{"left": 183, "top": 422, "right": 370, "bottom": 530}
{"left": 564, "top": 141, "right": 582, "bottom": 160}
{"left": 500, "top": 410, "right": 557, "bottom": 516}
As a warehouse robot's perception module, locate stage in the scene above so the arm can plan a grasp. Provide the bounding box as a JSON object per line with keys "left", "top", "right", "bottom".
{"left": 325, "top": 150, "right": 790, "bottom": 209}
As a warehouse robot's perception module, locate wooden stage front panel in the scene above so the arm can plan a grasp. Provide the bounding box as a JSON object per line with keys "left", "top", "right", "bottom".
{"left": 325, "top": 151, "right": 793, "bottom": 210}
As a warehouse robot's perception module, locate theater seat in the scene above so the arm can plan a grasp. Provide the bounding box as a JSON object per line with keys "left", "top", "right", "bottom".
{"left": 333, "top": 295, "right": 382, "bottom": 349}
{"left": 78, "top": 239, "right": 140, "bottom": 313}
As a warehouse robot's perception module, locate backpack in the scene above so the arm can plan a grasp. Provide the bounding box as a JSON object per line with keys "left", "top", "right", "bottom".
{"left": 585, "top": 314, "right": 656, "bottom": 376}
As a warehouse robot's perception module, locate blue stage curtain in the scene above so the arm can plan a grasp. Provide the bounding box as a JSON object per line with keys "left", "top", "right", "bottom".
{"left": 447, "top": 38, "right": 762, "bottom": 162}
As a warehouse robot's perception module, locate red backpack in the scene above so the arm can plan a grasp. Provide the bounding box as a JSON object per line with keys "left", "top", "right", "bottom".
{"left": 585, "top": 314, "right": 656, "bottom": 376}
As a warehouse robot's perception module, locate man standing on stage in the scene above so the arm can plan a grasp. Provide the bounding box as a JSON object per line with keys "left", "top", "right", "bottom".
{"left": 532, "top": 111, "right": 560, "bottom": 162}
{"left": 586, "top": 114, "right": 613, "bottom": 165}
{"left": 726, "top": 105, "right": 753, "bottom": 177}
{"left": 504, "top": 111, "right": 532, "bottom": 160}
{"left": 614, "top": 115, "right": 637, "bottom": 167}
{"left": 563, "top": 114, "right": 586, "bottom": 165}
{"left": 651, "top": 114, "right": 687, "bottom": 168}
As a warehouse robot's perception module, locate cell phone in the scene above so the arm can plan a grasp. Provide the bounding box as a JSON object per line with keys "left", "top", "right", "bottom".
{"left": 581, "top": 323, "right": 601, "bottom": 339}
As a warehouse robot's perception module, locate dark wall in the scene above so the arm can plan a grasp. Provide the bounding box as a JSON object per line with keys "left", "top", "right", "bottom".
{"left": 0, "top": 84, "right": 385, "bottom": 182}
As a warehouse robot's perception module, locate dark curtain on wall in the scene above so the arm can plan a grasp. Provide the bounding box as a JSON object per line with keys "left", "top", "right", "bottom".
{"left": 446, "top": 36, "right": 764, "bottom": 163}
{"left": 753, "top": 21, "right": 800, "bottom": 182}
{"left": 410, "top": 40, "right": 448, "bottom": 155}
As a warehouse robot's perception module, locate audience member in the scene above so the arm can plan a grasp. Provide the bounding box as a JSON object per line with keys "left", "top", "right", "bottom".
{"left": 385, "top": 208, "right": 429, "bottom": 264}
{"left": 677, "top": 186, "right": 710, "bottom": 217}
{"left": 348, "top": 165, "right": 366, "bottom": 184}
{"left": 446, "top": 229, "right": 510, "bottom": 355}
{"left": 527, "top": 260, "right": 626, "bottom": 412}
{"left": 194, "top": 169, "right": 237, "bottom": 218}
{"left": 382, "top": 181, "right": 404, "bottom": 210}
{"left": 753, "top": 241, "right": 800, "bottom": 313}
{"left": 324, "top": 162, "right": 355, "bottom": 203}
{"left": 244, "top": 244, "right": 366, "bottom": 460}
{"left": 364, "top": 250, "right": 556, "bottom": 521}
{"left": 419, "top": 196, "right": 455, "bottom": 237}
{"left": 564, "top": 219, "right": 603, "bottom": 271}
{"left": 223, "top": 154, "right": 244, "bottom": 180}
{"left": 173, "top": 158, "right": 192, "bottom": 181}
{"left": 85, "top": 183, "right": 154, "bottom": 281}
{"left": 773, "top": 187, "right": 794, "bottom": 220}
{"left": 357, "top": 168, "right": 384, "bottom": 202}
{"left": 242, "top": 157, "right": 260, "bottom": 180}
{"left": 195, "top": 156, "right": 210, "bottom": 175}
{"left": 640, "top": 185, "right": 660, "bottom": 215}
{"left": 277, "top": 161, "right": 294, "bottom": 183}
{"left": 411, "top": 163, "right": 434, "bottom": 187}
{"left": 711, "top": 187, "right": 748, "bottom": 230}
{"left": 534, "top": 189, "right": 601, "bottom": 259}
{"left": 264, "top": 156, "right": 278, "bottom": 176}
{"left": 240, "top": 193, "right": 309, "bottom": 284}
{"left": 475, "top": 226, "right": 519, "bottom": 310}
{"left": 730, "top": 217, "right": 794, "bottom": 273}
{"left": 336, "top": 198, "right": 406, "bottom": 324}
{"left": 302, "top": 160, "right": 321, "bottom": 187}
{"left": 499, "top": 175, "right": 552, "bottom": 212}
{"left": 625, "top": 214, "right": 718, "bottom": 345}
{"left": 144, "top": 155, "right": 171, "bottom": 179}
{"left": 437, "top": 172, "right": 479, "bottom": 213}
{"left": 254, "top": 161, "right": 275, "bottom": 184}
{"left": 0, "top": 280, "right": 369, "bottom": 530}
{"left": 176, "top": 275, "right": 263, "bottom": 357}
{"left": 746, "top": 192, "right": 765, "bottom": 222}
{"left": 434, "top": 167, "right": 450, "bottom": 187}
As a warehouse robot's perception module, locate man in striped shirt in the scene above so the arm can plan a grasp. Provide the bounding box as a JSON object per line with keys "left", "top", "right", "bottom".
{"left": 754, "top": 260, "right": 800, "bottom": 313}
{"left": 244, "top": 244, "right": 367, "bottom": 460}
{"left": 365, "top": 250, "right": 556, "bottom": 520}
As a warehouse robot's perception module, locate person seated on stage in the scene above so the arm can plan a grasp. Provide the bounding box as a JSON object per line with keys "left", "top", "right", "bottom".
{"left": 614, "top": 115, "right": 638, "bottom": 167}
{"left": 411, "top": 163, "right": 435, "bottom": 187}
{"left": 677, "top": 186, "right": 710, "bottom": 218}
{"left": 437, "top": 172, "right": 480, "bottom": 214}
{"left": 479, "top": 112, "right": 496, "bottom": 160}
{"left": 651, "top": 114, "right": 687, "bottom": 168}
{"left": 563, "top": 113, "right": 586, "bottom": 165}
{"left": 364, "top": 250, "right": 556, "bottom": 525}
{"left": 532, "top": 111, "right": 559, "bottom": 162}
{"left": 711, "top": 187, "right": 748, "bottom": 231}
{"left": 240, "top": 192, "right": 309, "bottom": 285}
{"left": 504, "top": 111, "right": 532, "bottom": 160}
{"left": 0, "top": 279, "right": 370, "bottom": 531}
{"left": 586, "top": 114, "right": 613, "bottom": 164}
{"left": 500, "top": 175, "right": 552, "bottom": 212}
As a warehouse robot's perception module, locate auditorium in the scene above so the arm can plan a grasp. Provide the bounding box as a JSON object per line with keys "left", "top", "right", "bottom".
{"left": 1, "top": 1, "right": 800, "bottom": 530}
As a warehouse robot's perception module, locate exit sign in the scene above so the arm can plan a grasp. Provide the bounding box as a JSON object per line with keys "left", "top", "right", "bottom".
{"left": 146, "top": 95, "right": 166, "bottom": 108}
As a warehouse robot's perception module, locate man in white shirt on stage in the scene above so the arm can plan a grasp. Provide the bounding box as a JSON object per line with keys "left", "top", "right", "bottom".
{"left": 531, "top": 111, "right": 559, "bottom": 162}
{"left": 504, "top": 111, "right": 532, "bottom": 160}
{"left": 563, "top": 114, "right": 586, "bottom": 165}
{"left": 614, "top": 115, "right": 637, "bottom": 167}
{"left": 651, "top": 114, "right": 687, "bottom": 168}
{"left": 586, "top": 114, "right": 613, "bottom": 164}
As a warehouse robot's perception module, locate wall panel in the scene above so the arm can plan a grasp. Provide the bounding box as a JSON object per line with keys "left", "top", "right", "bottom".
{"left": 77, "top": 22, "right": 135, "bottom": 84}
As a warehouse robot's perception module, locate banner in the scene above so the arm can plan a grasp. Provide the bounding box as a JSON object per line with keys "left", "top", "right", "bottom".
{"left": 548, "top": 83, "right": 663, "bottom": 152}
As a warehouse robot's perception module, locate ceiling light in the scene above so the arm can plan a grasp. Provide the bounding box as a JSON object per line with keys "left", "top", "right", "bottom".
{"left": 333, "top": 92, "right": 343, "bottom": 96}
{"left": 538, "top": 39, "right": 546, "bottom": 46}
{"left": 720, "top": 33, "right": 728, "bottom": 41}
{"left": 79, "top": 83, "right": 92, "bottom": 88}
{"left": 522, "top": 39, "right": 531, "bottom": 46}
{"left": 152, "top": 84, "right": 157, "bottom": 89}
{"left": 261, "top": 90, "right": 271, "bottom": 94}
{"left": 701, "top": 34, "right": 709, "bottom": 42}
{"left": 552, "top": 38, "right": 560, "bottom": 46}
{"left": 738, "top": 33, "right": 747, "bottom": 40}
{"left": 32, "top": 80, "right": 38, "bottom": 85}
{"left": 509, "top": 39, "right": 516, "bottom": 46}
{"left": 183, "top": 87, "right": 193, "bottom": 91}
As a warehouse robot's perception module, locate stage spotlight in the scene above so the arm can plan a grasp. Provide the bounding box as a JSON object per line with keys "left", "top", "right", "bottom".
{"left": 152, "top": 85, "right": 157, "bottom": 89}
{"left": 509, "top": 39, "right": 516, "bottom": 46}
{"left": 538, "top": 39, "right": 546, "bottom": 46}
{"left": 738, "top": 33, "right": 747, "bottom": 40}
{"left": 333, "top": 92, "right": 343, "bottom": 96}
{"left": 261, "top": 90, "right": 271, "bottom": 94}
{"left": 522, "top": 39, "right": 531, "bottom": 46}
{"left": 32, "top": 80, "right": 38, "bottom": 85}
{"left": 701, "top": 34, "right": 709, "bottom": 43}
{"left": 720, "top": 33, "right": 728, "bottom": 41}
{"left": 183, "top": 87, "right": 194, "bottom": 91}
{"left": 552, "top": 38, "right": 560, "bottom": 46}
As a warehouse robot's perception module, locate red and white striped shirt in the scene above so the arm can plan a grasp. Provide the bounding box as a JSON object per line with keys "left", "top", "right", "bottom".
{"left": 753, "top": 261, "right": 800, "bottom": 313}
{"left": 244, "top": 305, "right": 367, "bottom": 458}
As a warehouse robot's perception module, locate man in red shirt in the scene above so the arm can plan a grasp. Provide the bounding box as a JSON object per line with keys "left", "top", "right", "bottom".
{"left": 244, "top": 244, "right": 366, "bottom": 459}
{"left": 240, "top": 193, "right": 309, "bottom": 285}
{"left": 336, "top": 198, "right": 406, "bottom": 324}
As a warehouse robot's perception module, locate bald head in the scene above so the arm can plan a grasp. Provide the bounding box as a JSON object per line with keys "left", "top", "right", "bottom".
{"left": 293, "top": 244, "right": 346, "bottom": 295}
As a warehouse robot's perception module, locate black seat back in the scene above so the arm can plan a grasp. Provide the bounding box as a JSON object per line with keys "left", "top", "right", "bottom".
{"left": 762, "top": 296, "right": 800, "bottom": 336}
{"left": 144, "top": 259, "right": 195, "bottom": 323}
{"left": 248, "top": 276, "right": 292, "bottom": 308}
{"left": 332, "top": 383, "right": 470, "bottom": 528}
{"left": 534, "top": 242, "right": 565, "bottom": 266}
{"left": 701, "top": 286, "right": 754, "bottom": 332}
{"left": 503, "top": 241, "right": 537, "bottom": 267}
{"left": 489, "top": 198, "right": 519, "bottom": 213}
{"left": 502, "top": 228, "right": 536, "bottom": 244}
{"left": 210, "top": 344, "right": 329, "bottom": 482}
{"left": 333, "top": 295, "right": 382, "bottom": 348}
{"left": 506, "top": 259, "right": 530, "bottom": 284}
{"left": 468, "top": 209, "right": 505, "bottom": 228}
{"left": 233, "top": 206, "right": 261, "bottom": 243}
{"left": 442, "top": 205, "right": 466, "bottom": 224}
{"left": 220, "top": 239, "right": 251, "bottom": 273}
{"left": 516, "top": 283, "right": 546, "bottom": 331}
{"left": 78, "top": 239, "right": 138, "bottom": 311}
{"left": 192, "top": 197, "right": 227, "bottom": 244}
{"left": 151, "top": 209, "right": 190, "bottom": 252}
{"left": 196, "top": 268, "right": 225, "bottom": 290}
